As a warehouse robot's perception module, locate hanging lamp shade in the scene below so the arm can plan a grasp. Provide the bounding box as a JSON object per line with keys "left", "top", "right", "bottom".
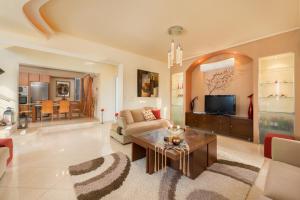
{"left": 167, "top": 26, "right": 184, "bottom": 68}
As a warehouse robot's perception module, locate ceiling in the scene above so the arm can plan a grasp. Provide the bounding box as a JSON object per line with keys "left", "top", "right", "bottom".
{"left": 40, "top": 0, "right": 300, "bottom": 61}
{"left": 0, "top": 0, "right": 41, "bottom": 37}
{"left": 0, "top": 0, "right": 300, "bottom": 62}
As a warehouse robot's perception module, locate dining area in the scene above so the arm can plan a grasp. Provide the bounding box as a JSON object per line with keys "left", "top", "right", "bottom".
{"left": 19, "top": 100, "right": 84, "bottom": 122}
{"left": 32, "top": 100, "right": 83, "bottom": 122}
{"left": 18, "top": 65, "right": 96, "bottom": 128}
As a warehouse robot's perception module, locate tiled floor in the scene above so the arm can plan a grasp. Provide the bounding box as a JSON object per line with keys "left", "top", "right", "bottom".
{"left": 0, "top": 123, "right": 264, "bottom": 200}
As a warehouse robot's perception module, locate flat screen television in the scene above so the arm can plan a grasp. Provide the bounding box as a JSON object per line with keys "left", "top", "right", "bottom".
{"left": 205, "top": 95, "right": 236, "bottom": 115}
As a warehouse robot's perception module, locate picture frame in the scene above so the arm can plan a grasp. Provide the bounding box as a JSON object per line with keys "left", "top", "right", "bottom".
{"left": 137, "top": 69, "right": 159, "bottom": 97}
{"left": 56, "top": 81, "right": 70, "bottom": 97}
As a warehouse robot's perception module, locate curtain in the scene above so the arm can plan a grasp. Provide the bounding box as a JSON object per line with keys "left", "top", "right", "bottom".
{"left": 82, "top": 75, "right": 94, "bottom": 118}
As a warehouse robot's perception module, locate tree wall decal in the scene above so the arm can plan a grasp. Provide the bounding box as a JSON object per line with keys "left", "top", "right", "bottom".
{"left": 205, "top": 68, "right": 234, "bottom": 95}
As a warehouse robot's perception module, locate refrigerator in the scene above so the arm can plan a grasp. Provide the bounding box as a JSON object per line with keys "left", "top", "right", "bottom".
{"left": 30, "top": 82, "right": 49, "bottom": 102}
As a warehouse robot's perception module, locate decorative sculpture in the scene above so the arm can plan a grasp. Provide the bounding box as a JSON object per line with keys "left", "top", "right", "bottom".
{"left": 190, "top": 96, "right": 198, "bottom": 112}
{"left": 248, "top": 94, "right": 253, "bottom": 120}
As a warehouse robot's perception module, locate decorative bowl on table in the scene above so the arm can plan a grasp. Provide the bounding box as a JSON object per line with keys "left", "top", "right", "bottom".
{"left": 171, "top": 136, "right": 182, "bottom": 146}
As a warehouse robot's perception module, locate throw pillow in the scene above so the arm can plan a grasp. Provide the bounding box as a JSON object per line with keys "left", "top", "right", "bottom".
{"left": 151, "top": 109, "right": 161, "bottom": 119}
{"left": 143, "top": 110, "right": 156, "bottom": 121}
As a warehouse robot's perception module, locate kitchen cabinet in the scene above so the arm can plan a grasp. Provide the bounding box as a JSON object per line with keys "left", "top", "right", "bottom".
{"left": 29, "top": 73, "right": 40, "bottom": 82}
{"left": 19, "top": 72, "right": 29, "bottom": 86}
{"left": 27, "top": 73, "right": 50, "bottom": 83}
{"left": 39, "top": 74, "right": 50, "bottom": 83}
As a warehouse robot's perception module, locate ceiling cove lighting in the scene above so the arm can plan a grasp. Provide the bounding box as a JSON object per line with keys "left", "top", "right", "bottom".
{"left": 167, "top": 26, "right": 183, "bottom": 68}
{"left": 200, "top": 58, "right": 235, "bottom": 72}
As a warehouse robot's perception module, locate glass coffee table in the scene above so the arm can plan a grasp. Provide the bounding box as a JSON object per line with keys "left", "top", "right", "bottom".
{"left": 130, "top": 128, "right": 217, "bottom": 179}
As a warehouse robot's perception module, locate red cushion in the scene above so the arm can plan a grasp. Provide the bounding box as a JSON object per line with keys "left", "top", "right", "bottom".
{"left": 151, "top": 109, "right": 161, "bottom": 119}
{"left": 0, "top": 138, "right": 13, "bottom": 165}
{"left": 264, "top": 133, "right": 295, "bottom": 159}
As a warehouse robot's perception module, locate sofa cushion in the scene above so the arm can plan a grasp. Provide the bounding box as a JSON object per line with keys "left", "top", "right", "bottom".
{"left": 143, "top": 110, "right": 156, "bottom": 121}
{"left": 120, "top": 110, "right": 134, "bottom": 124}
{"left": 272, "top": 138, "right": 300, "bottom": 168}
{"left": 124, "top": 119, "right": 170, "bottom": 136}
{"left": 131, "top": 109, "right": 145, "bottom": 122}
{"left": 264, "top": 160, "right": 300, "bottom": 200}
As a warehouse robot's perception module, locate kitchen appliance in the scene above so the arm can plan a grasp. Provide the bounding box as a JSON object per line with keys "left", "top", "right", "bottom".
{"left": 30, "top": 82, "right": 49, "bottom": 102}
{"left": 18, "top": 86, "right": 28, "bottom": 104}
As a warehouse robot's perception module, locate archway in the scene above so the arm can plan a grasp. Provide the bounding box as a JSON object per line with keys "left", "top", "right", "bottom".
{"left": 185, "top": 50, "right": 253, "bottom": 112}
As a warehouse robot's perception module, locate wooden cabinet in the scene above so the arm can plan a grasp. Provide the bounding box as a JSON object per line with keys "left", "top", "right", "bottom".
{"left": 185, "top": 112, "right": 253, "bottom": 141}
{"left": 39, "top": 74, "right": 50, "bottom": 83}
{"left": 26, "top": 73, "right": 50, "bottom": 83}
{"left": 19, "top": 72, "right": 29, "bottom": 86}
{"left": 217, "top": 115, "right": 231, "bottom": 135}
{"left": 29, "top": 73, "right": 40, "bottom": 82}
{"left": 230, "top": 117, "right": 253, "bottom": 141}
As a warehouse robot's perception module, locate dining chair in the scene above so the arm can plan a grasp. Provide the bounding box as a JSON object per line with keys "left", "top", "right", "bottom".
{"left": 41, "top": 100, "right": 54, "bottom": 121}
{"left": 58, "top": 100, "right": 70, "bottom": 119}
{"left": 70, "top": 101, "right": 83, "bottom": 118}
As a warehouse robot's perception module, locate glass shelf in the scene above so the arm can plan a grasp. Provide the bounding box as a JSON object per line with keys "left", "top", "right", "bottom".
{"left": 258, "top": 52, "right": 295, "bottom": 143}
{"left": 259, "top": 81, "right": 294, "bottom": 85}
{"left": 259, "top": 65, "right": 294, "bottom": 71}
{"left": 259, "top": 96, "right": 294, "bottom": 99}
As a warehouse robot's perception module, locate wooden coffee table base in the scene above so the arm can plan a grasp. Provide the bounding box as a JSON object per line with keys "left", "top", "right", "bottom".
{"left": 132, "top": 139, "right": 217, "bottom": 179}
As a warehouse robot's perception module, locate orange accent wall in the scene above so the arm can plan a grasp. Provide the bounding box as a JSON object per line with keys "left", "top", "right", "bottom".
{"left": 185, "top": 51, "right": 252, "bottom": 112}
{"left": 190, "top": 54, "right": 253, "bottom": 117}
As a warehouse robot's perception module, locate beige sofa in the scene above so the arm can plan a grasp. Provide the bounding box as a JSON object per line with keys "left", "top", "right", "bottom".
{"left": 110, "top": 108, "right": 171, "bottom": 144}
{"left": 247, "top": 138, "right": 300, "bottom": 200}
{"left": 0, "top": 147, "right": 9, "bottom": 178}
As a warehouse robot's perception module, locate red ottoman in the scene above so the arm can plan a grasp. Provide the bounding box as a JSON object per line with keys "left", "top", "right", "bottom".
{"left": 0, "top": 138, "right": 13, "bottom": 165}
{"left": 264, "top": 133, "right": 295, "bottom": 159}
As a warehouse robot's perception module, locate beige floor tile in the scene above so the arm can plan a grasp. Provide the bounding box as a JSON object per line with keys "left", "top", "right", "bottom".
{"left": 39, "top": 189, "right": 76, "bottom": 200}
{"left": 0, "top": 167, "right": 67, "bottom": 188}
{"left": 0, "top": 187, "right": 46, "bottom": 200}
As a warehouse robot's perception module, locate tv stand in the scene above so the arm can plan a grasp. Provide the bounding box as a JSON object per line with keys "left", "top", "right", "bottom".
{"left": 185, "top": 112, "right": 253, "bottom": 141}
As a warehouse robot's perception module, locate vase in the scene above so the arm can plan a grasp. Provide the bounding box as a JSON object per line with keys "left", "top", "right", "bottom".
{"left": 248, "top": 94, "right": 253, "bottom": 120}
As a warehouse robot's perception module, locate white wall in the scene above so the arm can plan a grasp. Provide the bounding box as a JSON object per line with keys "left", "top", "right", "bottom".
{"left": 0, "top": 50, "right": 19, "bottom": 122}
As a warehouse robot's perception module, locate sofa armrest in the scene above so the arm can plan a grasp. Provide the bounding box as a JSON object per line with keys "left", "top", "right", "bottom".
{"left": 272, "top": 137, "right": 300, "bottom": 167}
{"left": 117, "top": 117, "right": 127, "bottom": 129}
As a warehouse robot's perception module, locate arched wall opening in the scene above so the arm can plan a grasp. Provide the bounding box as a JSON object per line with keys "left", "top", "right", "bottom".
{"left": 185, "top": 51, "right": 253, "bottom": 116}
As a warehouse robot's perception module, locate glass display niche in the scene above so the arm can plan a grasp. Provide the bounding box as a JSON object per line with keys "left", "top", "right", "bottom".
{"left": 171, "top": 72, "right": 184, "bottom": 126}
{"left": 258, "top": 52, "right": 295, "bottom": 143}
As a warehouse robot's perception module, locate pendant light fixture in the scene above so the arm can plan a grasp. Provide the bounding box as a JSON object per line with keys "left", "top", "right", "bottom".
{"left": 167, "top": 26, "right": 184, "bottom": 68}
